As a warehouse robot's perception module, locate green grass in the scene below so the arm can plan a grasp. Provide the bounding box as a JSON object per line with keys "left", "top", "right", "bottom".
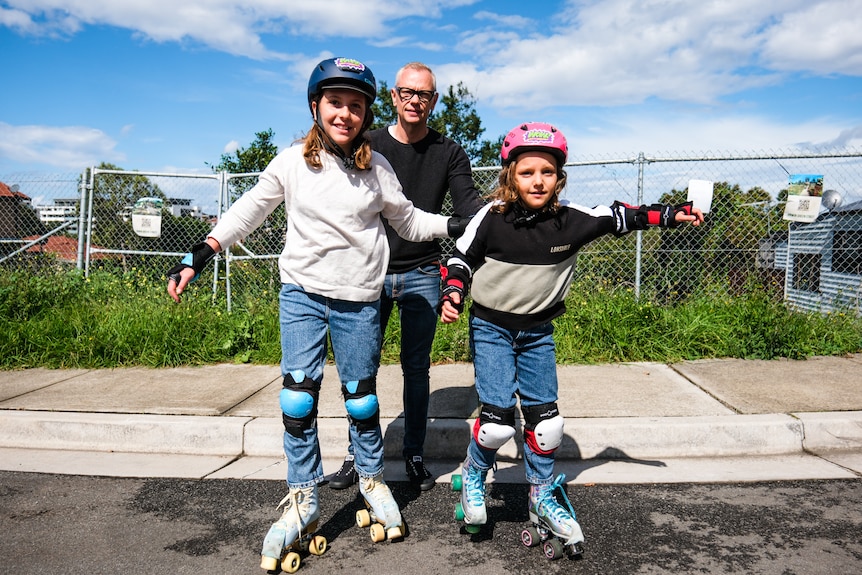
{"left": 1, "top": 269, "right": 860, "bottom": 369}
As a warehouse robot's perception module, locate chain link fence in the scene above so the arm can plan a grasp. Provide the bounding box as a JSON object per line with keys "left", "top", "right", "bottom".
{"left": 2, "top": 148, "right": 861, "bottom": 314}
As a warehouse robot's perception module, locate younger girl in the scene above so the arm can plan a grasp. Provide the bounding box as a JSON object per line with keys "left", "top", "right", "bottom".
{"left": 438, "top": 122, "right": 703, "bottom": 555}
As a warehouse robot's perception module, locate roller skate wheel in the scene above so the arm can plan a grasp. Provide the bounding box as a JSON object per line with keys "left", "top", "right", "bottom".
{"left": 451, "top": 474, "right": 462, "bottom": 491}
{"left": 386, "top": 525, "right": 404, "bottom": 540}
{"left": 370, "top": 523, "right": 386, "bottom": 543}
{"left": 260, "top": 555, "right": 278, "bottom": 572}
{"left": 281, "top": 551, "right": 301, "bottom": 573}
{"left": 356, "top": 508, "right": 372, "bottom": 528}
{"left": 309, "top": 534, "right": 327, "bottom": 556}
{"left": 542, "top": 538, "right": 564, "bottom": 560}
{"left": 454, "top": 501, "right": 465, "bottom": 521}
{"left": 464, "top": 524, "right": 481, "bottom": 534}
{"left": 520, "top": 526, "right": 540, "bottom": 547}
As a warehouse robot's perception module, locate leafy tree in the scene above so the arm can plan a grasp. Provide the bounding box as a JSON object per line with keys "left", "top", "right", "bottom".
{"left": 211, "top": 128, "right": 278, "bottom": 175}
{"left": 429, "top": 82, "right": 502, "bottom": 166}
{"left": 88, "top": 162, "right": 167, "bottom": 250}
{"left": 370, "top": 80, "right": 397, "bottom": 129}
{"left": 209, "top": 130, "right": 284, "bottom": 261}
{"left": 210, "top": 129, "right": 280, "bottom": 201}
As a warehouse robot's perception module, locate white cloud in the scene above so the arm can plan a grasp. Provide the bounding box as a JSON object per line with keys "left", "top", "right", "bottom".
{"left": 0, "top": 122, "right": 124, "bottom": 170}
{"left": 762, "top": 1, "right": 862, "bottom": 75}
{"left": 2, "top": 0, "right": 481, "bottom": 59}
{"left": 443, "top": 0, "right": 861, "bottom": 111}
{"left": 222, "top": 140, "right": 240, "bottom": 154}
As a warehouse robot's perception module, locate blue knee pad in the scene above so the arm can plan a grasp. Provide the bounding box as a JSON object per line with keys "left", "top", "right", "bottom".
{"left": 342, "top": 377, "right": 379, "bottom": 431}
{"left": 280, "top": 369, "right": 320, "bottom": 438}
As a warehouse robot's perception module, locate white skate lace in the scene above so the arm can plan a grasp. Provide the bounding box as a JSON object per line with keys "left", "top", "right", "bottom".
{"left": 275, "top": 490, "right": 306, "bottom": 538}
{"left": 360, "top": 476, "right": 399, "bottom": 523}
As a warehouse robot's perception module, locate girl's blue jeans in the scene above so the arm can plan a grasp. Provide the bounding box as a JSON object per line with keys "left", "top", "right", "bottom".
{"left": 467, "top": 315, "right": 560, "bottom": 486}
{"left": 279, "top": 283, "right": 384, "bottom": 488}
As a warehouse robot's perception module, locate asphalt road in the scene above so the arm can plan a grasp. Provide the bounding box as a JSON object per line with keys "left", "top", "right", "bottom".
{"left": 1, "top": 471, "right": 860, "bottom": 575}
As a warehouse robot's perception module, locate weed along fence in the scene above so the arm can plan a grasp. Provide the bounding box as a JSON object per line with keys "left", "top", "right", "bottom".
{"left": 3, "top": 148, "right": 862, "bottom": 314}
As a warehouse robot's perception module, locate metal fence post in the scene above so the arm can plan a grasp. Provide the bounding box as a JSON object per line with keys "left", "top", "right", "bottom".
{"left": 84, "top": 167, "right": 96, "bottom": 277}
{"left": 634, "top": 152, "right": 646, "bottom": 299}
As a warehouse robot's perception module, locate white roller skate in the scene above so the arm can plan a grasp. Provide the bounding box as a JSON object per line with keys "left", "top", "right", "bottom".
{"left": 451, "top": 459, "right": 487, "bottom": 534}
{"left": 355, "top": 472, "right": 405, "bottom": 542}
{"left": 260, "top": 485, "right": 327, "bottom": 573}
{"left": 521, "top": 474, "right": 585, "bottom": 560}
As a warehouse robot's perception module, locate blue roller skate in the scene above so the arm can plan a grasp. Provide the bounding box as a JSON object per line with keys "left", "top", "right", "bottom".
{"left": 520, "top": 474, "right": 585, "bottom": 560}
{"left": 355, "top": 472, "right": 405, "bottom": 542}
{"left": 260, "top": 485, "right": 327, "bottom": 573}
{"left": 451, "top": 459, "right": 487, "bottom": 534}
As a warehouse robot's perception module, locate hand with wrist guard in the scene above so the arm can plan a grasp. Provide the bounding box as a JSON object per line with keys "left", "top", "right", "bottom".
{"left": 649, "top": 201, "right": 699, "bottom": 228}
{"left": 166, "top": 241, "right": 216, "bottom": 302}
{"left": 668, "top": 201, "right": 702, "bottom": 227}
{"left": 437, "top": 266, "right": 466, "bottom": 323}
{"left": 447, "top": 216, "right": 472, "bottom": 238}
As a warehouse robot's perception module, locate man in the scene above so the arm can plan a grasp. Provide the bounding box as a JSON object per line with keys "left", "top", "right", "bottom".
{"left": 329, "top": 62, "right": 484, "bottom": 491}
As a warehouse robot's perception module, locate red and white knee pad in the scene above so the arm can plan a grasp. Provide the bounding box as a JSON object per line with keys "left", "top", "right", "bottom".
{"left": 473, "top": 403, "right": 517, "bottom": 450}
{"left": 522, "top": 402, "right": 564, "bottom": 456}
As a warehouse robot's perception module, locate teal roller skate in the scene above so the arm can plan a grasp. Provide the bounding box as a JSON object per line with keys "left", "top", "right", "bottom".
{"left": 520, "top": 474, "right": 584, "bottom": 560}
{"left": 355, "top": 472, "right": 405, "bottom": 542}
{"left": 259, "top": 485, "right": 327, "bottom": 573}
{"left": 451, "top": 459, "right": 487, "bottom": 534}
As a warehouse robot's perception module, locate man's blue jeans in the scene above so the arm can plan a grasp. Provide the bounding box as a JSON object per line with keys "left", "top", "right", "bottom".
{"left": 467, "top": 315, "right": 559, "bottom": 486}
{"left": 380, "top": 263, "right": 441, "bottom": 459}
{"left": 279, "top": 283, "right": 384, "bottom": 488}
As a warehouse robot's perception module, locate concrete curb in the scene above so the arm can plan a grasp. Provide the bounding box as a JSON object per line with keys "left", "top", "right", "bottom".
{"left": 3, "top": 410, "right": 861, "bottom": 460}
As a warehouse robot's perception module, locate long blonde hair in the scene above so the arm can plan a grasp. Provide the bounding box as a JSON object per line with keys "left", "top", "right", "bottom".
{"left": 488, "top": 161, "right": 568, "bottom": 214}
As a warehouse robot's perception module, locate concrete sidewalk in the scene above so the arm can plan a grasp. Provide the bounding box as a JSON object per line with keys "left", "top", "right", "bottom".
{"left": 1, "top": 355, "right": 861, "bottom": 485}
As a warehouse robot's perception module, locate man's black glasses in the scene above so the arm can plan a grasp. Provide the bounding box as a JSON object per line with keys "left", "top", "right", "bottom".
{"left": 395, "top": 87, "right": 436, "bottom": 103}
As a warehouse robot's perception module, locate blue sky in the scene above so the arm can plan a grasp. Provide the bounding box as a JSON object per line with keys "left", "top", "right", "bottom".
{"left": 2, "top": 0, "right": 862, "bottom": 178}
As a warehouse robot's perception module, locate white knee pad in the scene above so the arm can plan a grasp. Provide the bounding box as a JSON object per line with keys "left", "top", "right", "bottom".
{"left": 473, "top": 404, "right": 517, "bottom": 451}
{"left": 531, "top": 415, "right": 564, "bottom": 452}
{"left": 523, "top": 402, "right": 564, "bottom": 455}
{"left": 474, "top": 420, "right": 516, "bottom": 450}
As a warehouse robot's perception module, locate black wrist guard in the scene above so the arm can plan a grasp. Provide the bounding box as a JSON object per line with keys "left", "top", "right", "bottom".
{"left": 167, "top": 241, "right": 216, "bottom": 284}
{"left": 437, "top": 266, "right": 466, "bottom": 314}
{"left": 447, "top": 216, "right": 472, "bottom": 238}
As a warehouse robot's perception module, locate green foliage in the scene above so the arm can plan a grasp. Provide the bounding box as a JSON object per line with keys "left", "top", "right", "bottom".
{"left": 429, "top": 82, "right": 502, "bottom": 166}
{"left": 88, "top": 162, "right": 168, "bottom": 250}
{"left": 2, "top": 271, "right": 859, "bottom": 369}
{"left": 211, "top": 129, "right": 280, "bottom": 200}
{"left": 370, "top": 80, "right": 397, "bottom": 129}
{"left": 211, "top": 128, "right": 279, "bottom": 175}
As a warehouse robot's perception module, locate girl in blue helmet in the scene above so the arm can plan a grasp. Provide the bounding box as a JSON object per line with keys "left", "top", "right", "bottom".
{"left": 439, "top": 122, "right": 703, "bottom": 559}
{"left": 167, "top": 57, "right": 467, "bottom": 572}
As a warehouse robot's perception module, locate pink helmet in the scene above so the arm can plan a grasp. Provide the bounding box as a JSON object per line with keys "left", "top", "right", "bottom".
{"left": 500, "top": 122, "right": 568, "bottom": 166}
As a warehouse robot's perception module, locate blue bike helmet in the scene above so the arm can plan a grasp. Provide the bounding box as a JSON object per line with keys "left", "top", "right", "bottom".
{"left": 307, "top": 57, "right": 377, "bottom": 114}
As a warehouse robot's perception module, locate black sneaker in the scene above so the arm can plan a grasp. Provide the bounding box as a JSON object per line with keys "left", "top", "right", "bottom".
{"left": 405, "top": 456, "right": 435, "bottom": 491}
{"left": 329, "top": 455, "right": 358, "bottom": 490}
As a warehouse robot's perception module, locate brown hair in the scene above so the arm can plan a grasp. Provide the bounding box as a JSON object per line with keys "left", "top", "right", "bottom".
{"left": 488, "top": 159, "right": 568, "bottom": 214}
{"left": 301, "top": 121, "right": 373, "bottom": 171}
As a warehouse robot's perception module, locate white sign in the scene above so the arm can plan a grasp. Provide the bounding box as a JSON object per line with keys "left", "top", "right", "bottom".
{"left": 782, "top": 174, "right": 823, "bottom": 223}
{"left": 687, "top": 179, "right": 714, "bottom": 214}
{"left": 132, "top": 197, "right": 163, "bottom": 238}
